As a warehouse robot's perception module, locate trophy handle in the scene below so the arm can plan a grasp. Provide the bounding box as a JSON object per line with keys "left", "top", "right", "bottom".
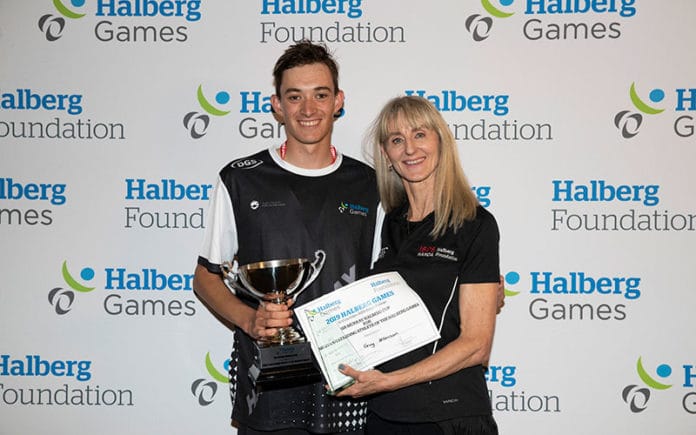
{"left": 220, "top": 258, "right": 245, "bottom": 295}
{"left": 291, "top": 249, "right": 326, "bottom": 301}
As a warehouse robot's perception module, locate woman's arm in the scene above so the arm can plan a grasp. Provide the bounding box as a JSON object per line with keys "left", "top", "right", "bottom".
{"left": 336, "top": 281, "right": 498, "bottom": 398}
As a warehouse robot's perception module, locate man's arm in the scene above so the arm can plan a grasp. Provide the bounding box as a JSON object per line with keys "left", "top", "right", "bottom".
{"left": 193, "top": 264, "right": 293, "bottom": 339}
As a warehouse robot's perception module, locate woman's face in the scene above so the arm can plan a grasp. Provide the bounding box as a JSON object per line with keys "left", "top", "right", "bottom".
{"left": 382, "top": 115, "right": 440, "bottom": 187}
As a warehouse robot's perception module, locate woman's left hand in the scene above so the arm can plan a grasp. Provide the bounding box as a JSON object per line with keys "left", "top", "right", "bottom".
{"left": 333, "top": 364, "right": 390, "bottom": 398}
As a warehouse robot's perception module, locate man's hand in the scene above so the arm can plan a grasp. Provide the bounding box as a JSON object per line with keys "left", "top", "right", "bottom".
{"left": 251, "top": 299, "right": 295, "bottom": 340}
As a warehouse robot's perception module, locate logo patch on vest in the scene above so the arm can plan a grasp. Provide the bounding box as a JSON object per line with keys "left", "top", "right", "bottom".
{"left": 417, "top": 245, "right": 458, "bottom": 261}
{"left": 229, "top": 158, "right": 263, "bottom": 170}
{"left": 338, "top": 201, "right": 369, "bottom": 217}
{"left": 249, "top": 199, "right": 286, "bottom": 210}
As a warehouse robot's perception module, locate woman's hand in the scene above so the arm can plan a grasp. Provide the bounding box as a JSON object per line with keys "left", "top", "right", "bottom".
{"left": 497, "top": 274, "right": 506, "bottom": 314}
{"left": 334, "top": 364, "right": 392, "bottom": 398}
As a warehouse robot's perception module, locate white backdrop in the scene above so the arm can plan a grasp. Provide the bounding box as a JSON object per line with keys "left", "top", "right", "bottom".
{"left": 1, "top": 1, "right": 695, "bottom": 434}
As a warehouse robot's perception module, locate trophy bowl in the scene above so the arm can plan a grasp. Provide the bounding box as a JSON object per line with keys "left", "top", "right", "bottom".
{"left": 221, "top": 250, "right": 326, "bottom": 345}
{"left": 238, "top": 258, "right": 313, "bottom": 303}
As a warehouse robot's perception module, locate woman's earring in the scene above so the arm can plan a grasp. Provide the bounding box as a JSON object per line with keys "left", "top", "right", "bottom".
{"left": 387, "top": 163, "right": 393, "bottom": 171}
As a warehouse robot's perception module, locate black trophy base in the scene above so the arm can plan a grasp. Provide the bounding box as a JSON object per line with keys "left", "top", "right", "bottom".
{"left": 249, "top": 341, "right": 322, "bottom": 391}
{"left": 249, "top": 362, "right": 322, "bottom": 391}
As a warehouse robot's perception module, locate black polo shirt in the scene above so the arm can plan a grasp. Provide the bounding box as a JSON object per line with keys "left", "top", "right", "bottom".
{"left": 369, "top": 203, "right": 500, "bottom": 422}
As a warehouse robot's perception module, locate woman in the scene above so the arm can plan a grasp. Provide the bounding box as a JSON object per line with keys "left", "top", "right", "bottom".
{"left": 336, "top": 96, "right": 500, "bottom": 435}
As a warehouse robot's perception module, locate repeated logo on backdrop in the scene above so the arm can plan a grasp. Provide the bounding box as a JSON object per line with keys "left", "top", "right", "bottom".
{"left": 503, "top": 267, "right": 642, "bottom": 321}
{"left": 486, "top": 364, "right": 562, "bottom": 413}
{"left": 614, "top": 83, "right": 696, "bottom": 139}
{"left": 183, "top": 86, "right": 232, "bottom": 139}
{"left": 0, "top": 354, "right": 134, "bottom": 407}
{"left": 258, "top": 0, "right": 406, "bottom": 44}
{"left": 38, "top": 0, "right": 86, "bottom": 42}
{"left": 0, "top": 88, "right": 125, "bottom": 140}
{"left": 465, "top": 0, "right": 513, "bottom": 41}
{"left": 621, "top": 356, "right": 696, "bottom": 415}
{"left": 549, "top": 179, "right": 696, "bottom": 232}
{"left": 37, "top": 0, "right": 202, "bottom": 42}
{"left": 0, "top": 177, "right": 67, "bottom": 226}
{"left": 48, "top": 261, "right": 96, "bottom": 315}
{"left": 406, "top": 88, "right": 553, "bottom": 142}
{"left": 47, "top": 260, "right": 197, "bottom": 317}
{"left": 190, "top": 352, "right": 229, "bottom": 406}
{"left": 465, "top": 0, "right": 637, "bottom": 42}
{"left": 123, "top": 178, "right": 210, "bottom": 229}
{"left": 183, "top": 86, "right": 284, "bottom": 140}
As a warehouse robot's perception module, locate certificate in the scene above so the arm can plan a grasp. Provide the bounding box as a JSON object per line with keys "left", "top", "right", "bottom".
{"left": 296, "top": 272, "right": 440, "bottom": 393}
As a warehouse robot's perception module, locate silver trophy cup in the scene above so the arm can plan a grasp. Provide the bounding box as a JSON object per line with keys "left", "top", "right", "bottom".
{"left": 220, "top": 250, "right": 326, "bottom": 389}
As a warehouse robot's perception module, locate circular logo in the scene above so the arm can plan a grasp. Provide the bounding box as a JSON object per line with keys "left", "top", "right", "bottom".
{"left": 614, "top": 110, "right": 643, "bottom": 139}
{"left": 465, "top": 14, "right": 494, "bottom": 41}
{"left": 48, "top": 287, "right": 75, "bottom": 314}
{"left": 183, "top": 112, "right": 210, "bottom": 139}
{"left": 38, "top": 14, "right": 66, "bottom": 41}
{"left": 191, "top": 378, "right": 218, "bottom": 406}
{"left": 622, "top": 384, "right": 650, "bottom": 413}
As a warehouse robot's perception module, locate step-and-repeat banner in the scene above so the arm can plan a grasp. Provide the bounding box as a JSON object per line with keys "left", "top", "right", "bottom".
{"left": 1, "top": 1, "right": 694, "bottom": 434}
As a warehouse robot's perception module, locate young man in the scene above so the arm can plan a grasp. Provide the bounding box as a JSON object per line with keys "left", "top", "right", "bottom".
{"left": 193, "top": 41, "right": 380, "bottom": 434}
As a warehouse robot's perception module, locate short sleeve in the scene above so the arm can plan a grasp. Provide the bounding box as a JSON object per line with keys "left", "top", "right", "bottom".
{"left": 458, "top": 209, "right": 500, "bottom": 284}
{"left": 197, "top": 176, "right": 238, "bottom": 273}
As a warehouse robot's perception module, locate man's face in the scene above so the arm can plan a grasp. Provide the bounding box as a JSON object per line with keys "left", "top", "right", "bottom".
{"left": 271, "top": 63, "right": 344, "bottom": 148}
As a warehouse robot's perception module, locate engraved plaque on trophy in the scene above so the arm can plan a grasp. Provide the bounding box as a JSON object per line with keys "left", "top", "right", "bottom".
{"left": 221, "top": 250, "right": 325, "bottom": 390}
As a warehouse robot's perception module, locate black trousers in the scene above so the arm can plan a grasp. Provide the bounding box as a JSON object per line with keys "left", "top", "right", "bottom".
{"left": 365, "top": 412, "right": 498, "bottom": 435}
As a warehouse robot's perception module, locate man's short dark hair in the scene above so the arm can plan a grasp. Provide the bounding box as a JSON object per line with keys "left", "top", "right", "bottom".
{"left": 273, "top": 40, "right": 340, "bottom": 97}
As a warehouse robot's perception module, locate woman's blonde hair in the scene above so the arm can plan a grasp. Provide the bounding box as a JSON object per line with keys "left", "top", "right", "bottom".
{"left": 366, "top": 95, "right": 479, "bottom": 238}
